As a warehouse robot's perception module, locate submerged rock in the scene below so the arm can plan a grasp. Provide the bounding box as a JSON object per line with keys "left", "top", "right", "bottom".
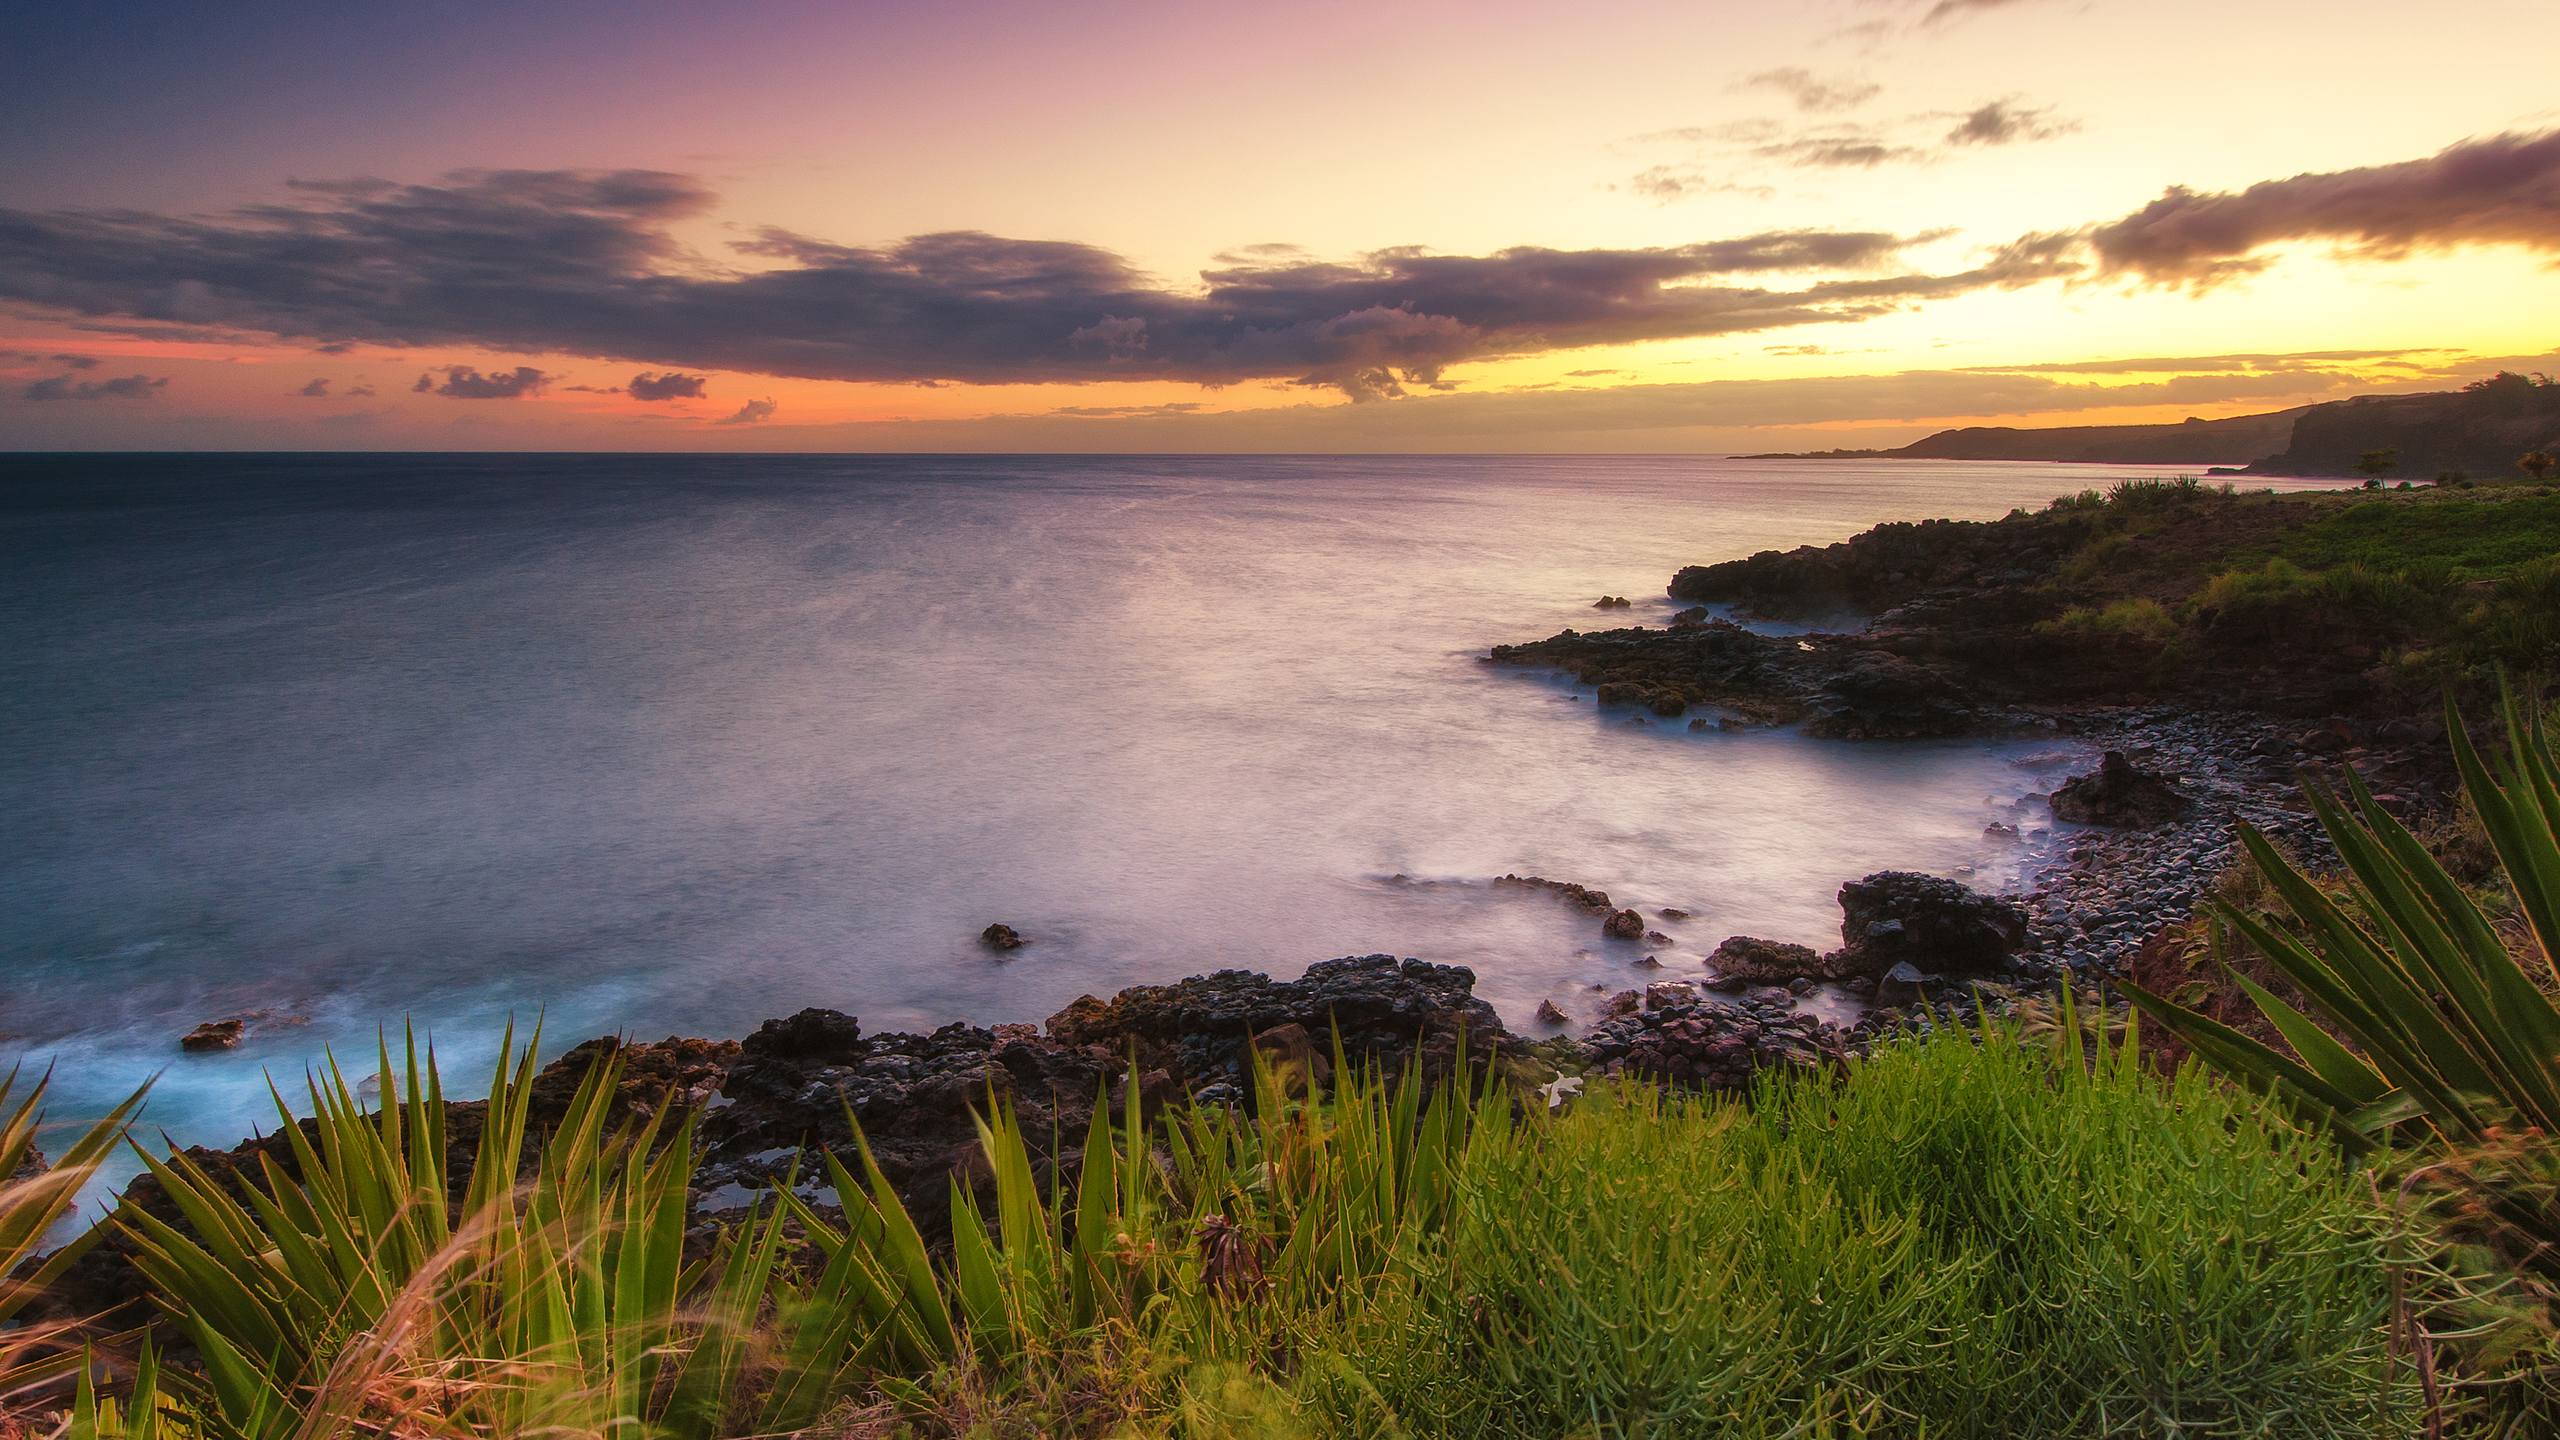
{"left": 1602, "top": 908, "right": 1647, "bottom": 940}
{"left": 981, "top": 922, "right": 1026, "bottom": 951}
{"left": 178, "top": 1019, "right": 244, "bottom": 1053}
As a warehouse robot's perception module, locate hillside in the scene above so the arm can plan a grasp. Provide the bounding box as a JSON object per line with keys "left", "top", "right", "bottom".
{"left": 1748, "top": 372, "right": 2560, "bottom": 475}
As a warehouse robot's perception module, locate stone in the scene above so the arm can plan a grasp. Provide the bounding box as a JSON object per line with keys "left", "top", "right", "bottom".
{"left": 2050, "top": 751, "right": 2192, "bottom": 828}
{"left": 1534, "top": 998, "right": 1571, "bottom": 1026}
{"left": 1603, "top": 908, "right": 1647, "bottom": 940}
{"left": 1874, "top": 962, "right": 1931, "bottom": 1008}
{"left": 1592, "top": 595, "right": 1633, "bottom": 609}
{"left": 179, "top": 1019, "right": 243, "bottom": 1053}
{"left": 1703, "top": 935, "right": 1823, "bottom": 983}
{"left": 741, "top": 1008, "right": 863, "bottom": 1060}
{"left": 1836, "top": 871, "right": 2027, "bottom": 973}
{"left": 981, "top": 922, "right": 1026, "bottom": 950}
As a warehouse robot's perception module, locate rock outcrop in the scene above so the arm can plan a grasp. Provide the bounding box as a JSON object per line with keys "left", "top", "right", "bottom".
{"left": 1837, "top": 871, "right": 2028, "bottom": 975}
{"left": 2051, "top": 751, "right": 2192, "bottom": 828}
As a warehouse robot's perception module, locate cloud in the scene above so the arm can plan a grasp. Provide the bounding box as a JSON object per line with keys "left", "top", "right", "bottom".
{"left": 0, "top": 167, "right": 2071, "bottom": 399}
{"left": 2085, "top": 128, "right": 2560, "bottom": 287}
{"left": 346, "top": 382, "right": 376, "bottom": 397}
{"left": 713, "top": 396, "right": 775, "bottom": 424}
{"left": 50, "top": 353, "right": 98, "bottom": 369}
{"left": 1944, "top": 99, "right": 2074, "bottom": 147}
{"left": 1637, "top": 95, "right": 2071, "bottom": 189}
{"left": 1737, "top": 67, "right": 1881, "bottom": 114}
{"left": 1957, "top": 348, "right": 2455, "bottom": 375}
{"left": 828, "top": 361, "right": 2388, "bottom": 452}
{"left": 295, "top": 377, "right": 330, "bottom": 396}
{"left": 1755, "top": 133, "right": 1935, "bottom": 169}
{"left": 416, "top": 364, "right": 549, "bottom": 398}
{"left": 1047, "top": 401, "right": 1207, "bottom": 418}
{"left": 626, "top": 369, "right": 707, "bottom": 401}
{"left": 1916, "top": 0, "right": 2043, "bottom": 26}
{"left": 24, "top": 372, "right": 167, "bottom": 400}
{"left": 1622, "top": 166, "right": 1776, "bottom": 204}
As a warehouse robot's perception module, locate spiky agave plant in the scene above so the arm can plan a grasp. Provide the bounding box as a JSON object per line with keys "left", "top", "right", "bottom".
{"left": 118, "top": 1024, "right": 878, "bottom": 1440}
{"left": 0, "top": 1067, "right": 147, "bottom": 1405}
{"left": 2122, "top": 689, "right": 2560, "bottom": 1166}
{"left": 777, "top": 1039, "right": 1509, "bottom": 1421}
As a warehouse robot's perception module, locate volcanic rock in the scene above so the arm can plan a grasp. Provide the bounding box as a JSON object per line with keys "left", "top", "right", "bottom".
{"left": 178, "top": 1019, "right": 243, "bottom": 1053}
{"left": 2050, "top": 751, "right": 2192, "bottom": 828}
{"left": 1836, "top": 871, "right": 2027, "bottom": 974}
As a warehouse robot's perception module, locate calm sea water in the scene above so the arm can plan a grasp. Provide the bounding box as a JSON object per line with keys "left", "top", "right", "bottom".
{"left": 0, "top": 453, "right": 2330, "bottom": 1160}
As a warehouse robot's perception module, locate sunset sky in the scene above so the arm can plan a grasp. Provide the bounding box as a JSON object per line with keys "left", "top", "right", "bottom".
{"left": 3, "top": 0, "right": 2555, "bottom": 452}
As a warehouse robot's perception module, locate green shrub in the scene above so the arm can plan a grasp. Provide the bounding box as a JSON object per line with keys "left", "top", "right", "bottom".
{"left": 2036, "top": 596, "right": 2179, "bottom": 647}
{"left": 1302, "top": 1027, "right": 2412, "bottom": 1439}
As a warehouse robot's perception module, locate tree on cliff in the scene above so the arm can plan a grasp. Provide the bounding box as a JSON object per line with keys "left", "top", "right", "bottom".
{"left": 2523, "top": 449, "right": 2557, "bottom": 482}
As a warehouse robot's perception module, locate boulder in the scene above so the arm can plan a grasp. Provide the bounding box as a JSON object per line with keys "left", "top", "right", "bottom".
{"left": 1703, "top": 935, "right": 1824, "bottom": 983}
{"left": 2050, "top": 751, "right": 2192, "bottom": 828}
{"left": 1836, "top": 871, "right": 2026, "bottom": 974}
{"left": 740, "top": 1007, "right": 862, "bottom": 1061}
{"left": 1602, "top": 908, "right": 1647, "bottom": 940}
{"left": 981, "top": 922, "right": 1026, "bottom": 950}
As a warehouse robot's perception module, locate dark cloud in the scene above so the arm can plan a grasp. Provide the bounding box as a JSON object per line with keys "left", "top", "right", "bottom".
{"left": 295, "top": 377, "right": 330, "bottom": 396}
{"left": 1737, "top": 67, "right": 1881, "bottom": 114}
{"left": 2086, "top": 129, "right": 2560, "bottom": 287}
{"left": 0, "top": 168, "right": 2071, "bottom": 399}
{"left": 714, "top": 396, "right": 776, "bottom": 425}
{"left": 417, "top": 364, "right": 549, "bottom": 399}
{"left": 1945, "top": 99, "right": 2074, "bottom": 147}
{"left": 625, "top": 370, "right": 707, "bottom": 401}
{"left": 346, "top": 382, "right": 376, "bottom": 397}
{"left": 24, "top": 372, "right": 166, "bottom": 400}
{"left": 50, "top": 353, "right": 99, "bottom": 369}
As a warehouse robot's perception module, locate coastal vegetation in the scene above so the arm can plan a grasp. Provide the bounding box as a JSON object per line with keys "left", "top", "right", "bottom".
{"left": 2127, "top": 690, "right": 2560, "bottom": 1432}
{"left": 5, "top": 1017, "right": 2428, "bottom": 1437}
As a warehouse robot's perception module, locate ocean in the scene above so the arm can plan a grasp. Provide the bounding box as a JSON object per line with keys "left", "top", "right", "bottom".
{"left": 0, "top": 452, "right": 2331, "bottom": 1161}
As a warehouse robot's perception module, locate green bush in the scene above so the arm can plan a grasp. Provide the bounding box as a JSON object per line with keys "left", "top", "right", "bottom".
{"left": 2036, "top": 596, "right": 2180, "bottom": 648}
{"left": 1303, "top": 1028, "right": 2413, "bottom": 1439}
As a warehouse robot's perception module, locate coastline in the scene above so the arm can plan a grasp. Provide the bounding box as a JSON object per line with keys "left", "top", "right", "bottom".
{"left": 37, "top": 470, "right": 2507, "bottom": 1317}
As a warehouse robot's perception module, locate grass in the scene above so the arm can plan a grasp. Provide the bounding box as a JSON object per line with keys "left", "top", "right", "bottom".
{"left": 2002, "top": 477, "right": 2560, "bottom": 687}
{"left": 3, "top": 1017, "right": 2431, "bottom": 1439}
{"left": 1302, "top": 1022, "right": 2414, "bottom": 1439}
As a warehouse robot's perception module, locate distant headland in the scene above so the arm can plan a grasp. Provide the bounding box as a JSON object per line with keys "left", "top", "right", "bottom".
{"left": 1746, "top": 371, "right": 2560, "bottom": 478}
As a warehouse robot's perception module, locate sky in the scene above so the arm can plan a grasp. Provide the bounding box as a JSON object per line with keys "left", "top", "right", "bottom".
{"left": 1, "top": 0, "right": 2555, "bottom": 452}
